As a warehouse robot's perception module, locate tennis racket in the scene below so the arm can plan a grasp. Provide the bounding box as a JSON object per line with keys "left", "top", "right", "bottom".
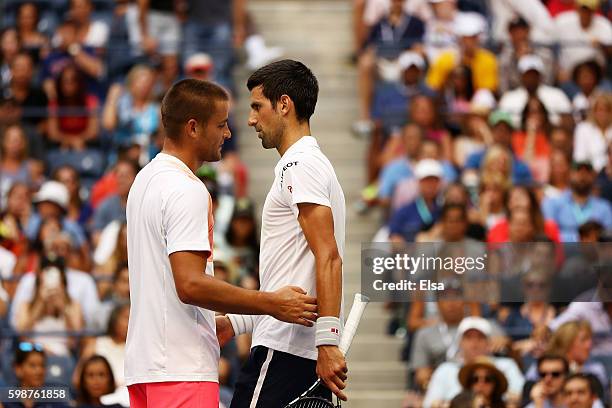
{"left": 283, "top": 293, "right": 370, "bottom": 408}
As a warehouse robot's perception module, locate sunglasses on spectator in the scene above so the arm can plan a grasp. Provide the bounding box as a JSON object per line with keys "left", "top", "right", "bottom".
{"left": 19, "top": 342, "right": 43, "bottom": 352}
{"left": 538, "top": 370, "right": 563, "bottom": 379}
{"left": 470, "top": 375, "right": 495, "bottom": 384}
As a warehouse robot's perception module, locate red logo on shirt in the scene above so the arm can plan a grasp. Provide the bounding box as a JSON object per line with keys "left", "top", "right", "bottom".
{"left": 287, "top": 186, "right": 293, "bottom": 194}
{"left": 331, "top": 328, "right": 339, "bottom": 335}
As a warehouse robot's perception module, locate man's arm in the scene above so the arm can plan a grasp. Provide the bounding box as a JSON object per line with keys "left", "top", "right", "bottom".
{"left": 297, "top": 203, "right": 348, "bottom": 401}
{"left": 169, "top": 250, "right": 317, "bottom": 325}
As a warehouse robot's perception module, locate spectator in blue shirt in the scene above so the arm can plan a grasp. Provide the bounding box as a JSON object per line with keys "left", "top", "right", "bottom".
{"left": 371, "top": 51, "right": 435, "bottom": 131}
{"left": 464, "top": 110, "right": 533, "bottom": 185}
{"left": 91, "top": 160, "right": 138, "bottom": 246}
{"left": 389, "top": 159, "right": 443, "bottom": 243}
{"left": 542, "top": 162, "right": 612, "bottom": 242}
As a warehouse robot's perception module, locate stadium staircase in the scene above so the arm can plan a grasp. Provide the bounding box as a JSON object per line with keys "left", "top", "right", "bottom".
{"left": 235, "top": 1, "right": 407, "bottom": 406}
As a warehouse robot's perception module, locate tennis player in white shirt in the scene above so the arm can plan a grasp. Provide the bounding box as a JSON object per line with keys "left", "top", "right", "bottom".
{"left": 125, "top": 79, "right": 318, "bottom": 408}
{"left": 217, "top": 60, "right": 348, "bottom": 408}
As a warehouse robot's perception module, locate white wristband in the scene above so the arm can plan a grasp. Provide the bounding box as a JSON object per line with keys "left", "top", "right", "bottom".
{"left": 227, "top": 314, "right": 254, "bottom": 336}
{"left": 315, "top": 316, "right": 341, "bottom": 347}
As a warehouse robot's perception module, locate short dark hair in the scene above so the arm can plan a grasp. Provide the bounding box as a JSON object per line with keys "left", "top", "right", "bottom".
{"left": 537, "top": 353, "right": 569, "bottom": 374}
{"left": 160, "top": 79, "right": 229, "bottom": 139}
{"left": 247, "top": 59, "right": 319, "bottom": 123}
{"left": 578, "top": 221, "right": 603, "bottom": 238}
{"left": 564, "top": 373, "right": 599, "bottom": 396}
{"left": 441, "top": 203, "right": 467, "bottom": 220}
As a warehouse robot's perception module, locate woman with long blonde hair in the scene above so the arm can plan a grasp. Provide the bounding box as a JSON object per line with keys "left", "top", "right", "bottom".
{"left": 573, "top": 92, "right": 612, "bottom": 172}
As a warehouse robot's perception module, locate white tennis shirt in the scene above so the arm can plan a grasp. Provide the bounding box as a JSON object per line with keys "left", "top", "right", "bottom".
{"left": 125, "top": 152, "right": 219, "bottom": 385}
{"left": 252, "top": 136, "right": 346, "bottom": 360}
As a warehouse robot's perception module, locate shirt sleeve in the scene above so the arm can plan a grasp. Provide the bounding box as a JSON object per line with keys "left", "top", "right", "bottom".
{"left": 409, "top": 328, "right": 430, "bottom": 369}
{"left": 163, "top": 184, "right": 211, "bottom": 255}
{"left": 280, "top": 157, "right": 331, "bottom": 218}
{"left": 426, "top": 52, "right": 455, "bottom": 91}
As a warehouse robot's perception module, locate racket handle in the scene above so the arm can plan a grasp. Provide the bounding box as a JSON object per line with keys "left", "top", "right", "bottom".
{"left": 339, "top": 293, "right": 369, "bottom": 356}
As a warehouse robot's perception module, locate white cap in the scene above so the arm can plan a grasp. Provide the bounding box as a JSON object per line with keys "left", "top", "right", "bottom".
{"left": 518, "top": 54, "right": 545, "bottom": 74}
{"left": 33, "top": 181, "right": 69, "bottom": 211}
{"left": 429, "top": 0, "right": 455, "bottom": 3}
{"left": 415, "top": 159, "right": 444, "bottom": 180}
{"left": 454, "top": 13, "right": 485, "bottom": 37}
{"left": 185, "top": 53, "right": 213, "bottom": 72}
{"left": 458, "top": 316, "right": 492, "bottom": 338}
{"left": 470, "top": 89, "right": 497, "bottom": 113}
{"left": 398, "top": 51, "right": 425, "bottom": 70}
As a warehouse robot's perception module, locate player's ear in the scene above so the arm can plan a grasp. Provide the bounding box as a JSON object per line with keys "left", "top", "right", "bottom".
{"left": 279, "top": 95, "right": 292, "bottom": 116}
{"left": 185, "top": 118, "right": 198, "bottom": 140}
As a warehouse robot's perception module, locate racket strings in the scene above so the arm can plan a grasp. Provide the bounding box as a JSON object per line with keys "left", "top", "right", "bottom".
{"left": 287, "top": 396, "right": 337, "bottom": 408}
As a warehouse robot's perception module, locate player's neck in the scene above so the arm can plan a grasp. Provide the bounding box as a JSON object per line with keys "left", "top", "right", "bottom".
{"left": 162, "top": 141, "right": 200, "bottom": 174}
{"left": 276, "top": 122, "right": 312, "bottom": 157}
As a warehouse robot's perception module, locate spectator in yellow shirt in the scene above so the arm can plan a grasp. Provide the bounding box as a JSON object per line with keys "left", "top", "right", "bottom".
{"left": 426, "top": 13, "right": 498, "bottom": 93}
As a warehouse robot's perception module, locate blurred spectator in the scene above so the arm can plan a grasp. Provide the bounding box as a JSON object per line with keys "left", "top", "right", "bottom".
{"left": 10, "top": 251, "right": 100, "bottom": 329}
{"left": 102, "top": 65, "right": 159, "bottom": 165}
{"left": 0, "top": 124, "right": 41, "bottom": 191}
{"left": 550, "top": 303, "right": 612, "bottom": 357}
{"left": 499, "top": 54, "right": 572, "bottom": 129}
{"left": 14, "top": 256, "right": 84, "bottom": 357}
{"left": 426, "top": 13, "right": 498, "bottom": 93}
{"left": 554, "top": 0, "right": 612, "bottom": 82}
{"left": 595, "top": 141, "right": 612, "bottom": 203}
{"left": 423, "top": 316, "right": 525, "bottom": 407}
{"left": 526, "top": 354, "right": 569, "bottom": 408}
{"left": 0, "top": 182, "right": 32, "bottom": 263}
{"left": 542, "top": 162, "right": 612, "bottom": 242}
{"left": 441, "top": 64, "right": 474, "bottom": 130}
{"left": 0, "top": 282, "right": 8, "bottom": 318}
{"left": 224, "top": 198, "right": 259, "bottom": 280}
{"left": 1, "top": 52, "right": 49, "bottom": 130}
{"left": 488, "top": 185, "right": 561, "bottom": 243}
{"left": 355, "top": 0, "right": 425, "bottom": 134}
{"left": 78, "top": 303, "right": 129, "bottom": 388}
{"left": 410, "top": 95, "right": 452, "bottom": 161}
{"left": 550, "top": 126, "right": 574, "bottom": 159}
{"left": 423, "top": 1, "right": 484, "bottom": 62}
{"left": 76, "top": 355, "right": 122, "bottom": 408}
{"left": 562, "top": 373, "right": 600, "bottom": 408}
{"left": 15, "top": 2, "right": 49, "bottom": 64}
{"left": 391, "top": 138, "right": 457, "bottom": 211}
{"left": 0, "top": 28, "right": 20, "bottom": 89}
{"left": 371, "top": 51, "right": 434, "bottom": 130}
{"left": 536, "top": 321, "right": 608, "bottom": 392}
{"left": 489, "top": 0, "right": 556, "bottom": 46}
{"left": 409, "top": 296, "right": 498, "bottom": 393}
{"left": 573, "top": 92, "right": 612, "bottom": 173}
{"left": 498, "top": 17, "right": 554, "bottom": 94}
{"left": 3, "top": 343, "right": 72, "bottom": 408}
{"left": 513, "top": 97, "right": 552, "bottom": 183}
{"left": 41, "top": 20, "right": 105, "bottom": 99}
{"left": 53, "top": 164, "right": 93, "bottom": 229}
{"left": 93, "top": 223, "right": 128, "bottom": 299}
{"left": 182, "top": 0, "right": 239, "bottom": 89}
{"left": 47, "top": 65, "right": 100, "bottom": 150}
{"left": 455, "top": 357, "right": 508, "bottom": 408}
{"left": 95, "top": 262, "right": 129, "bottom": 330}
{"left": 389, "top": 159, "right": 443, "bottom": 243}
{"left": 452, "top": 91, "right": 496, "bottom": 167}
{"left": 569, "top": 60, "right": 609, "bottom": 122}
{"left": 464, "top": 110, "right": 533, "bottom": 185}
{"left": 69, "top": 0, "right": 110, "bottom": 51}
{"left": 91, "top": 160, "right": 137, "bottom": 246}
{"left": 25, "top": 181, "right": 90, "bottom": 269}
{"left": 544, "top": 149, "right": 572, "bottom": 200}
{"left": 376, "top": 123, "right": 423, "bottom": 209}
{"left": 477, "top": 154, "right": 512, "bottom": 229}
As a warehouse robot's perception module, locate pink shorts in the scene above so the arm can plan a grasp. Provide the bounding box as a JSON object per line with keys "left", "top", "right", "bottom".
{"left": 128, "top": 381, "right": 219, "bottom": 408}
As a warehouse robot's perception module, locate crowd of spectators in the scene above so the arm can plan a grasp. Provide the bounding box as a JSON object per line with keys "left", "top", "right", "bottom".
{"left": 352, "top": 0, "right": 612, "bottom": 407}
{"left": 0, "top": 0, "right": 282, "bottom": 407}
